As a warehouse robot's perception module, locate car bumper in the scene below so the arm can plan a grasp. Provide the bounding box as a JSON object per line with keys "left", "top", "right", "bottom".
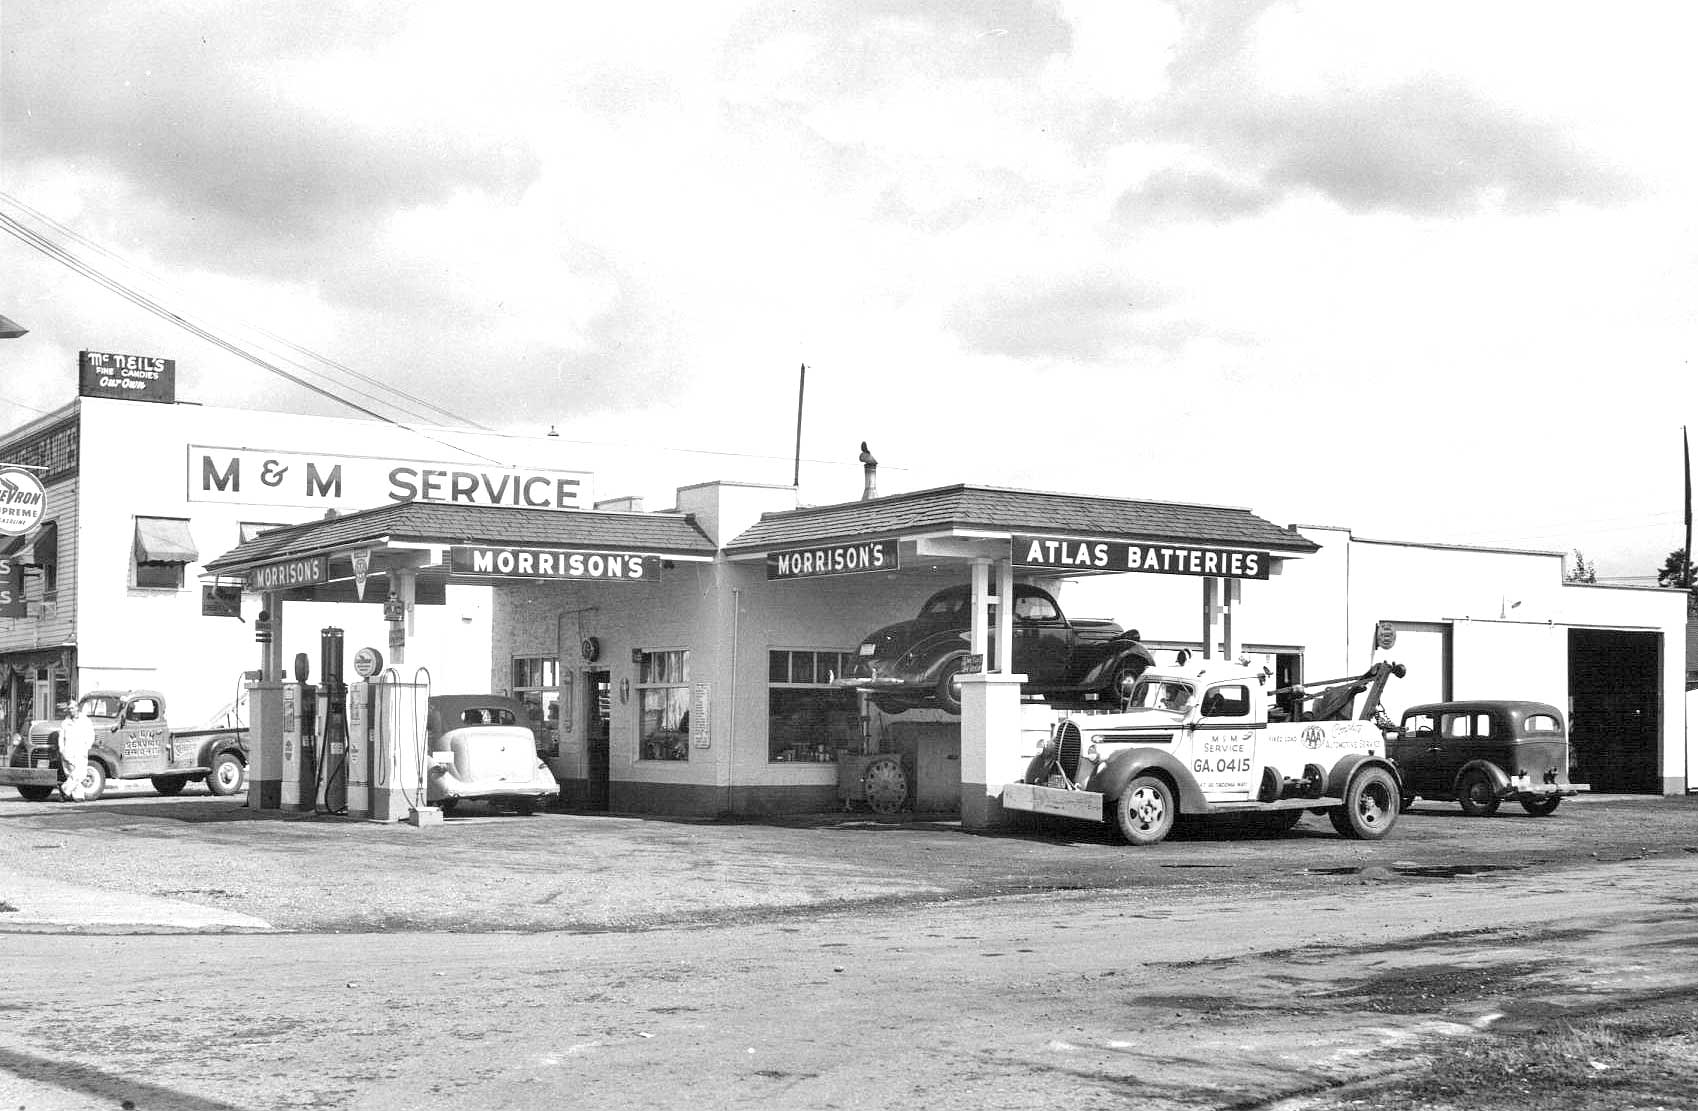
{"left": 1503, "top": 775, "right": 1587, "bottom": 798}
{"left": 427, "top": 768, "right": 560, "bottom": 804}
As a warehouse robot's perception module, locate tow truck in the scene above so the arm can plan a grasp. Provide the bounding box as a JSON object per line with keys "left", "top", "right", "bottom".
{"left": 1000, "top": 659, "right": 1407, "bottom": 845}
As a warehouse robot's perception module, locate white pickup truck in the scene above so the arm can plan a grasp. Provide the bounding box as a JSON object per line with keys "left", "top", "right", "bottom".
{"left": 1000, "top": 659, "right": 1406, "bottom": 845}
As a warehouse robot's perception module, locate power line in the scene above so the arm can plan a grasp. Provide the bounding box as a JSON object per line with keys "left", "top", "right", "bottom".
{"left": 0, "top": 193, "right": 503, "bottom": 461}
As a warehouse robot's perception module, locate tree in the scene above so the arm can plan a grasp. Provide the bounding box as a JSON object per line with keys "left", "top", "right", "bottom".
{"left": 1565, "top": 550, "right": 1596, "bottom": 584}
{"left": 1655, "top": 548, "right": 1698, "bottom": 618}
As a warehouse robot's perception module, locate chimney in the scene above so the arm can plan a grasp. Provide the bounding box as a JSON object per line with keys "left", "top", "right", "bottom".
{"left": 858, "top": 442, "right": 878, "bottom": 500}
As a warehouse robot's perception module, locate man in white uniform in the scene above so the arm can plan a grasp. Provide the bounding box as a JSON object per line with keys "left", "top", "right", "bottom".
{"left": 58, "top": 701, "right": 95, "bottom": 801}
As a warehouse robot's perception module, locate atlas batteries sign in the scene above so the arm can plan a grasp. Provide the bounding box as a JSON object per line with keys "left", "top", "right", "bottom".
{"left": 1012, "top": 534, "right": 1272, "bottom": 579}
{"left": 450, "top": 546, "right": 662, "bottom": 582}
{"left": 767, "top": 539, "right": 899, "bottom": 580}
{"left": 188, "top": 445, "right": 593, "bottom": 513}
{"left": 79, "top": 350, "right": 176, "bottom": 404}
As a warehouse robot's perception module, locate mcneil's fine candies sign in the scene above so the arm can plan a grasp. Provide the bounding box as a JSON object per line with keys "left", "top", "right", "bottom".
{"left": 0, "top": 467, "right": 47, "bottom": 537}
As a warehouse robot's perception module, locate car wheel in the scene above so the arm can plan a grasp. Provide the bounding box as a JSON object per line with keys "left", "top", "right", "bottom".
{"left": 207, "top": 752, "right": 246, "bottom": 797}
{"left": 17, "top": 785, "right": 54, "bottom": 802}
{"left": 1113, "top": 775, "right": 1176, "bottom": 846}
{"left": 1105, "top": 660, "right": 1148, "bottom": 707}
{"left": 934, "top": 657, "right": 969, "bottom": 716}
{"left": 151, "top": 775, "right": 189, "bottom": 796}
{"left": 1520, "top": 795, "right": 1562, "bottom": 817}
{"left": 1456, "top": 769, "right": 1501, "bottom": 817}
{"left": 1330, "top": 766, "right": 1400, "bottom": 840}
{"left": 862, "top": 756, "right": 909, "bottom": 814}
{"left": 871, "top": 697, "right": 909, "bottom": 716}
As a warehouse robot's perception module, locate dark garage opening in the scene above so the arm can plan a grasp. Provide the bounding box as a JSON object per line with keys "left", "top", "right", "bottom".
{"left": 1568, "top": 629, "right": 1662, "bottom": 793}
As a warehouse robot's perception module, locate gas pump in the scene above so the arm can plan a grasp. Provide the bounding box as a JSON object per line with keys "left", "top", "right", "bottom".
{"left": 315, "top": 628, "right": 349, "bottom": 815}
{"left": 279, "top": 653, "right": 317, "bottom": 811}
{"left": 343, "top": 646, "right": 385, "bottom": 819}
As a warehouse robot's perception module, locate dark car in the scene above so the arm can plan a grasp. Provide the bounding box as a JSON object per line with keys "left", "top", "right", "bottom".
{"left": 1389, "top": 700, "right": 1587, "bottom": 816}
{"left": 839, "top": 583, "right": 1153, "bottom": 715}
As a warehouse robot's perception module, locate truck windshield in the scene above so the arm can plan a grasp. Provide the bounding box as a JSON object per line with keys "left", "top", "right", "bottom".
{"left": 78, "top": 696, "right": 123, "bottom": 719}
{"left": 1129, "top": 679, "right": 1193, "bottom": 712}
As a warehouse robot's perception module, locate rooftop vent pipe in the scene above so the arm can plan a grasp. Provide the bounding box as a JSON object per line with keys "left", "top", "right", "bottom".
{"left": 859, "top": 441, "right": 878, "bottom": 500}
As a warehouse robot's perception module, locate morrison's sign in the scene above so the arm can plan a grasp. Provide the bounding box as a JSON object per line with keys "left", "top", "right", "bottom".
{"left": 1012, "top": 534, "right": 1272, "bottom": 579}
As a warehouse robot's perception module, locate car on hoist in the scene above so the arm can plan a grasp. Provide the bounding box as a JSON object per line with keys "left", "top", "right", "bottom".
{"left": 838, "top": 582, "right": 1153, "bottom": 715}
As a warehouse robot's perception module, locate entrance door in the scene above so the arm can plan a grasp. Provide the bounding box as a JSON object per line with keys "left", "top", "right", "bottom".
{"left": 585, "top": 670, "right": 611, "bottom": 810}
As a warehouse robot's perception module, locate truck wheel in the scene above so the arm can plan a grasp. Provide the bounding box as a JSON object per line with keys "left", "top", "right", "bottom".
{"left": 934, "top": 658, "right": 969, "bottom": 716}
{"left": 1456, "top": 769, "right": 1501, "bottom": 817}
{"left": 1113, "top": 775, "right": 1176, "bottom": 846}
{"left": 17, "top": 785, "right": 54, "bottom": 802}
{"left": 207, "top": 752, "right": 245, "bottom": 797}
{"left": 71, "top": 763, "right": 108, "bottom": 802}
{"left": 1329, "top": 766, "right": 1399, "bottom": 840}
{"left": 1520, "top": 795, "right": 1562, "bottom": 817}
{"left": 151, "top": 775, "right": 189, "bottom": 796}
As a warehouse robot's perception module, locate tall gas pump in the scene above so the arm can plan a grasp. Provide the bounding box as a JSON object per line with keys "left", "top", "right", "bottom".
{"left": 279, "top": 652, "right": 317, "bottom": 811}
{"left": 315, "top": 627, "right": 349, "bottom": 815}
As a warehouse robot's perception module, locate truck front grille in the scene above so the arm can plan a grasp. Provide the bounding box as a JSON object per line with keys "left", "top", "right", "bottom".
{"left": 1054, "top": 721, "right": 1083, "bottom": 780}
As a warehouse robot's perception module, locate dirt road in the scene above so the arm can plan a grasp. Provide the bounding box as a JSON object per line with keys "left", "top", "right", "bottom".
{"left": 3, "top": 795, "right": 1697, "bottom": 1109}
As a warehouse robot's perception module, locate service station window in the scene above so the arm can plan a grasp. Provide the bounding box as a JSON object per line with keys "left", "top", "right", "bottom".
{"left": 511, "top": 656, "right": 560, "bottom": 757}
{"left": 768, "top": 649, "right": 860, "bottom": 763}
{"left": 637, "top": 649, "right": 690, "bottom": 761}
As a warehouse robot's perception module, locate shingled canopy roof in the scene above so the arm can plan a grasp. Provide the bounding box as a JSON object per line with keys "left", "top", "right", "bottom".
{"left": 203, "top": 500, "right": 716, "bottom": 601}
{"left": 722, "top": 484, "right": 1318, "bottom": 558}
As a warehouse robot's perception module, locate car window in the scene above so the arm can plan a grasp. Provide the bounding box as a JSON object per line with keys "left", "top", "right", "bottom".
{"left": 1013, "top": 593, "right": 1059, "bottom": 621}
{"left": 1131, "top": 679, "right": 1193, "bottom": 712}
{"left": 1403, "top": 712, "right": 1436, "bottom": 736}
{"left": 922, "top": 593, "right": 967, "bottom": 617}
{"left": 1201, "top": 685, "right": 1250, "bottom": 718}
{"left": 1441, "top": 712, "right": 1490, "bottom": 739}
{"left": 459, "top": 707, "right": 519, "bottom": 726}
{"left": 1523, "top": 712, "right": 1563, "bottom": 735}
{"left": 128, "top": 698, "right": 161, "bottom": 722}
{"left": 80, "top": 696, "right": 123, "bottom": 719}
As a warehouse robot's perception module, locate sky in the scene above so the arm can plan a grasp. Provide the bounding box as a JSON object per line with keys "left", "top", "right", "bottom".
{"left": 1, "top": 1, "right": 1694, "bottom": 582}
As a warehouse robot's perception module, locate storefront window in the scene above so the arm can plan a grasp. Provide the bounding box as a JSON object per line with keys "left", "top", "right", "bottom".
{"left": 511, "top": 656, "right": 560, "bottom": 756}
{"left": 768, "top": 649, "right": 860, "bottom": 763}
{"left": 638, "top": 649, "right": 690, "bottom": 761}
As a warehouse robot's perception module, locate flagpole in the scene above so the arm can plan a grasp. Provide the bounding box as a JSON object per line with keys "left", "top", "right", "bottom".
{"left": 1685, "top": 425, "right": 1692, "bottom": 588}
{"left": 792, "top": 363, "right": 807, "bottom": 488}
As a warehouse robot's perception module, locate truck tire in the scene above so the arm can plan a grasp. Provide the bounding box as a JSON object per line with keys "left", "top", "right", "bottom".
{"left": 1328, "top": 766, "right": 1399, "bottom": 840}
{"left": 1113, "top": 774, "right": 1176, "bottom": 846}
{"left": 67, "top": 762, "right": 107, "bottom": 802}
{"left": 151, "top": 775, "right": 189, "bottom": 796}
{"left": 17, "top": 785, "right": 54, "bottom": 802}
{"left": 1520, "top": 795, "right": 1562, "bottom": 817}
{"left": 207, "top": 752, "right": 246, "bottom": 797}
{"left": 1456, "top": 768, "right": 1501, "bottom": 817}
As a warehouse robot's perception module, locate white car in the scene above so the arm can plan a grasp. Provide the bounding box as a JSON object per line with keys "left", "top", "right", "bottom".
{"left": 425, "top": 695, "right": 561, "bottom": 815}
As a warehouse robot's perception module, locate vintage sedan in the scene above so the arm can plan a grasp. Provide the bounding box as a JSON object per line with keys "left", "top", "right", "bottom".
{"left": 839, "top": 583, "right": 1154, "bottom": 715}
{"left": 1389, "top": 700, "right": 1587, "bottom": 816}
{"left": 426, "top": 695, "right": 561, "bottom": 815}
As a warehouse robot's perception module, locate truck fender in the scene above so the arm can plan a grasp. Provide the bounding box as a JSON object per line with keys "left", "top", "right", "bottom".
{"left": 1324, "top": 754, "right": 1403, "bottom": 800}
{"left": 1096, "top": 748, "right": 1209, "bottom": 813}
{"left": 1451, "top": 758, "right": 1510, "bottom": 797}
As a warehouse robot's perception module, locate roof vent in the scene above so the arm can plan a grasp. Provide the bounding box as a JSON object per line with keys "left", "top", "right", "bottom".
{"left": 859, "top": 442, "right": 878, "bottom": 501}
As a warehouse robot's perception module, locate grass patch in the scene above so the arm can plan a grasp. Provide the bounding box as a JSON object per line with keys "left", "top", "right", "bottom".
{"left": 1322, "top": 1007, "right": 1698, "bottom": 1110}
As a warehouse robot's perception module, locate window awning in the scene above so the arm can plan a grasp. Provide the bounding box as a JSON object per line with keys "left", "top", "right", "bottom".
{"left": 31, "top": 520, "right": 57, "bottom": 567}
{"left": 134, "top": 517, "right": 198, "bottom": 564}
{"left": 0, "top": 533, "right": 26, "bottom": 559}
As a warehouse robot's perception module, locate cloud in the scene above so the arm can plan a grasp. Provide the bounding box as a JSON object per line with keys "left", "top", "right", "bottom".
{"left": 946, "top": 274, "right": 1173, "bottom": 360}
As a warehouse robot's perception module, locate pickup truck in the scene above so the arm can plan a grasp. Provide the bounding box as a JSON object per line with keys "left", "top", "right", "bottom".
{"left": 1, "top": 690, "right": 249, "bottom": 802}
{"left": 840, "top": 582, "right": 1154, "bottom": 715}
{"left": 1001, "top": 660, "right": 1406, "bottom": 845}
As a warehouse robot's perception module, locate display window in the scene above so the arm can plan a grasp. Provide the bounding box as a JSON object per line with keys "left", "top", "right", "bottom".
{"left": 511, "top": 655, "right": 560, "bottom": 756}
{"left": 637, "top": 649, "right": 690, "bottom": 761}
{"left": 767, "top": 649, "right": 860, "bottom": 763}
